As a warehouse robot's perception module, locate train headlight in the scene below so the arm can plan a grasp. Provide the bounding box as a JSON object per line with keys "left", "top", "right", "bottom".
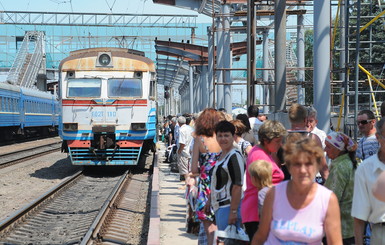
{"left": 96, "top": 52, "right": 113, "bottom": 67}
{"left": 131, "top": 123, "right": 146, "bottom": 131}
{"left": 134, "top": 71, "right": 142, "bottom": 78}
{"left": 63, "top": 123, "right": 78, "bottom": 131}
{"left": 99, "top": 54, "right": 111, "bottom": 66}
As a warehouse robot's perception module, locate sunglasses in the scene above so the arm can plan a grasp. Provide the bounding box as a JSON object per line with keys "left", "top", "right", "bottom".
{"left": 357, "top": 120, "right": 372, "bottom": 125}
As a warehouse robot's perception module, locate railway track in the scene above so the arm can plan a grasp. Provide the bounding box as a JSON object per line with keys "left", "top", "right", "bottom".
{"left": 83, "top": 153, "right": 156, "bottom": 245}
{"left": 0, "top": 153, "right": 154, "bottom": 244}
{"left": 0, "top": 141, "right": 62, "bottom": 169}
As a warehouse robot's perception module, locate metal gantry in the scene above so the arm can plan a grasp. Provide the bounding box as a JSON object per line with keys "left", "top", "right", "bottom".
{"left": 0, "top": 11, "right": 197, "bottom": 28}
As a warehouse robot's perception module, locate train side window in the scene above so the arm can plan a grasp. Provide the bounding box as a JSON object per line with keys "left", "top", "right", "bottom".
{"left": 107, "top": 78, "right": 142, "bottom": 98}
{"left": 149, "top": 80, "right": 156, "bottom": 100}
{"left": 67, "top": 79, "right": 101, "bottom": 98}
{"left": 12, "top": 98, "right": 16, "bottom": 112}
{"left": 4, "top": 98, "right": 8, "bottom": 112}
{"left": 7, "top": 98, "right": 10, "bottom": 112}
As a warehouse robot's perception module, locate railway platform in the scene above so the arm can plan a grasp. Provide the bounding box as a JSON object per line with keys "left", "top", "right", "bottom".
{"left": 148, "top": 142, "right": 197, "bottom": 245}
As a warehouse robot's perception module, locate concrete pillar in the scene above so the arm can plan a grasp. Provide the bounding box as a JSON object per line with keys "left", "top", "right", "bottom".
{"left": 222, "top": 4, "right": 232, "bottom": 113}
{"left": 196, "top": 67, "right": 202, "bottom": 111}
{"left": 314, "top": 0, "right": 331, "bottom": 132}
{"left": 201, "top": 65, "right": 208, "bottom": 110}
{"left": 262, "top": 30, "right": 269, "bottom": 113}
{"left": 297, "top": 14, "right": 305, "bottom": 104}
{"left": 216, "top": 17, "right": 224, "bottom": 109}
{"left": 207, "top": 27, "right": 215, "bottom": 107}
{"left": 341, "top": 0, "right": 349, "bottom": 130}
{"left": 170, "top": 87, "right": 175, "bottom": 115}
{"left": 247, "top": 0, "right": 256, "bottom": 106}
{"left": 189, "top": 66, "right": 194, "bottom": 113}
{"left": 274, "top": 0, "right": 286, "bottom": 112}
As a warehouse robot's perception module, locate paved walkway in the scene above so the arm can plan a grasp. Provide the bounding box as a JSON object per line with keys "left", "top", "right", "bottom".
{"left": 148, "top": 142, "right": 198, "bottom": 245}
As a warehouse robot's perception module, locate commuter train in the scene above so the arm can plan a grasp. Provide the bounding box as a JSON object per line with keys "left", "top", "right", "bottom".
{"left": 0, "top": 82, "right": 58, "bottom": 142}
{"left": 58, "top": 47, "right": 157, "bottom": 166}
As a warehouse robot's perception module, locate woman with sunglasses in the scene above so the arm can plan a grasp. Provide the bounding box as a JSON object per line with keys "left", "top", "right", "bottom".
{"left": 356, "top": 110, "right": 379, "bottom": 161}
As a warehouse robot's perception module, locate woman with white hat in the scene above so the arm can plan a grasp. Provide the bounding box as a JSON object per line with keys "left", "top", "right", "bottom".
{"left": 324, "top": 131, "right": 357, "bottom": 244}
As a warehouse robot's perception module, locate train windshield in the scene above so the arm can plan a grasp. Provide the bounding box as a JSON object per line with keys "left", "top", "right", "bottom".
{"left": 108, "top": 78, "right": 142, "bottom": 98}
{"left": 67, "top": 79, "right": 101, "bottom": 97}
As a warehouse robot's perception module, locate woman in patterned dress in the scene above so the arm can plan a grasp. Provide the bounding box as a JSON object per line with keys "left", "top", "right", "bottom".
{"left": 189, "top": 108, "right": 225, "bottom": 245}
{"left": 324, "top": 131, "right": 357, "bottom": 244}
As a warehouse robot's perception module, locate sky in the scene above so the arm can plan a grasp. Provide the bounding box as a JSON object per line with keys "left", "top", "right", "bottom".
{"left": 0, "top": 0, "right": 212, "bottom": 23}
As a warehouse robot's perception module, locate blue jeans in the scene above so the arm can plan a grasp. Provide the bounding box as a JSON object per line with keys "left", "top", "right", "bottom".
{"left": 364, "top": 222, "right": 371, "bottom": 245}
{"left": 214, "top": 206, "right": 242, "bottom": 231}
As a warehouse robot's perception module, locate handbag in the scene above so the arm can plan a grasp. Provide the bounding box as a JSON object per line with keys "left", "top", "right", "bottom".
{"left": 214, "top": 225, "right": 250, "bottom": 245}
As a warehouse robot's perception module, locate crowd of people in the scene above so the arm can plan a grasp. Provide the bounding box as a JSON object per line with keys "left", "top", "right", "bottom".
{"left": 160, "top": 103, "right": 385, "bottom": 245}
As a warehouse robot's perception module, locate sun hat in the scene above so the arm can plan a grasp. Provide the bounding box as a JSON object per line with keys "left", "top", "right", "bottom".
{"left": 325, "top": 131, "right": 357, "bottom": 152}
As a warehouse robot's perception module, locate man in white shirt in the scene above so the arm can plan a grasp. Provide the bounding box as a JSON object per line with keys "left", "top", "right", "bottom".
{"left": 177, "top": 116, "right": 194, "bottom": 185}
{"left": 247, "top": 105, "right": 263, "bottom": 143}
{"left": 352, "top": 117, "right": 385, "bottom": 245}
{"left": 306, "top": 106, "right": 327, "bottom": 149}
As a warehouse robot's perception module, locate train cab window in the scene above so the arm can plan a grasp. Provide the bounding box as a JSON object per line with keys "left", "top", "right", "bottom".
{"left": 107, "top": 78, "right": 142, "bottom": 98}
{"left": 67, "top": 79, "right": 101, "bottom": 97}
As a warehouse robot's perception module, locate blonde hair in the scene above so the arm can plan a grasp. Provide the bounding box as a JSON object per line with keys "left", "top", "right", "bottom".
{"left": 248, "top": 160, "right": 273, "bottom": 188}
{"left": 258, "top": 120, "right": 287, "bottom": 145}
{"left": 224, "top": 113, "right": 233, "bottom": 121}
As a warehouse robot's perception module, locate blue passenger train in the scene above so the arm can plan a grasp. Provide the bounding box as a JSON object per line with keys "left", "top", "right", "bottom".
{"left": 0, "top": 82, "right": 58, "bottom": 141}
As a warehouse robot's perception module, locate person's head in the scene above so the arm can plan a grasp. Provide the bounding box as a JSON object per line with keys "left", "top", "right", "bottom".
{"left": 288, "top": 103, "right": 308, "bottom": 127}
{"left": 218, "top": 108, "right": 227, "bottom": 113}
{"left": 186, "top": 117, "right": 192, "bottom": 125}
{"left": 306, "top": 106, "right": 318, "bottom": 132}
{"left": 247, "top": 105, "right": 259, "bottom": 118}
{"left": 236, "top": 113, "right": 251, "bottom": 131}
{"left": 324, "top": 131, "right": 358, "bottom": 168}
{"left": 258, "top": 120, "right": 287, "bottom": 153}
{"left": 231, "top": 119, "right": 247, "bottom": 137}
{"left": 283, "top": 138, "right": 324, "bottom": 184}
{"left": 376, "top": 117, "right": 385, "bottom": 152}
{"left": 357, "top": 110, "right": 376, "bottom": 136}
{"left": 182, "top": 114, "right": 192, "bottom": 126}
{"left": 381, "top": 101, "right": 385, "bottom": 118}
{"left": 177, "top": 116, "right": 186, "bottom": 126}
{"left": 257, "top": 113, "right": 267, "bottom": 122}
{"left": 224, "top": 113, "right": 233, "bottom": 121}
{"left": 215, "top": 120, "right": 236, "bottom": 151}
{"left": 194, "top": 108, "right": 226, "bottom": 137}
{"left": 171, "top": 117, "right": 177, "bottom": 125}
{"left": 248, "top": 160, "right": 273, "bottom": 190}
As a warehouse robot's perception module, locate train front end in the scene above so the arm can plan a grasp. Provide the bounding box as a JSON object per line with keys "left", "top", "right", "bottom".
{"left": 59, "top": 48, "right": 157, "bottom": 166}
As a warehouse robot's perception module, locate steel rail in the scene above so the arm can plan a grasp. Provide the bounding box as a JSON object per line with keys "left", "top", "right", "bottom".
{"left": 0, "top": 142, "right": 61, "bottom": 168}
{"left": 81, "top": 170, "right": 131, "bottom": 245}
{"left": 0, "top": 170, "right": 83, "bottom": 234}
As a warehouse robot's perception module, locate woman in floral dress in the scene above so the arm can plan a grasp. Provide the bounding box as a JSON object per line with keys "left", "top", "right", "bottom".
{"left": 189, "top": 108, "right": 225, "bottom": 245}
